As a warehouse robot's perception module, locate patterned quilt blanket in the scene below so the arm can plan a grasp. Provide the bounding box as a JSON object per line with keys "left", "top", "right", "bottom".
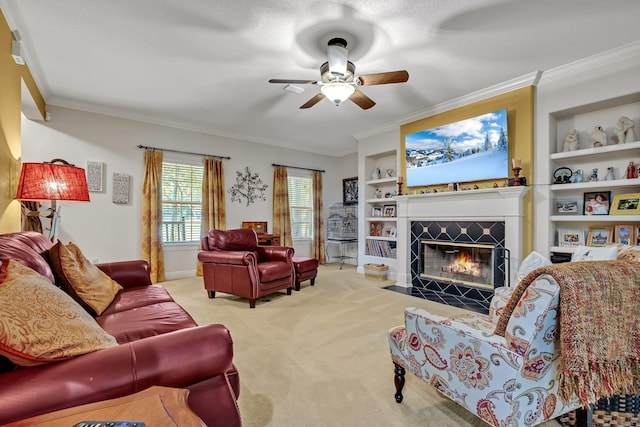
{"left": 495, "top": 260, "right": 640, "bottom": 406}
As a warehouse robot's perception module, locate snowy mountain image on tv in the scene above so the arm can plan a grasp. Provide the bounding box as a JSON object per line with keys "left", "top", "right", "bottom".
{"left": 405, "top": 109, "right": 508, "bottom": 187}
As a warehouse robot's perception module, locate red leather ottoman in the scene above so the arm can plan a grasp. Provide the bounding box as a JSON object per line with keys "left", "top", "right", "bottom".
{"left": 292, "top": 256, "right": 319, "bottom": 291}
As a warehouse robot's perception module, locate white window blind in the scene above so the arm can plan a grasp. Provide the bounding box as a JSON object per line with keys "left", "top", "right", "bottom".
{"left": 161, "top": 161, "right": 203, "bottom": 243}
{"left": 288, "top": 175, "right": 313, "bottom": 239}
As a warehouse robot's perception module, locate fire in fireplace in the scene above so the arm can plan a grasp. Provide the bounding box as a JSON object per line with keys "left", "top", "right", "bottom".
{"left": 421, "top": 241, "right": 495, "bottom": 289}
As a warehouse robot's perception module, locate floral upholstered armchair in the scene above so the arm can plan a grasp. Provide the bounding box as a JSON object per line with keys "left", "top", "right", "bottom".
{"left": 388, "top": 276, "right": 582, "bottom": 427}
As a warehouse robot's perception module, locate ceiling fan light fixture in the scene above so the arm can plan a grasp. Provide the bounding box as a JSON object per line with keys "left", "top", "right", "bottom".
{"left": 320, "top": 82, "right": 355, "bottom": 105}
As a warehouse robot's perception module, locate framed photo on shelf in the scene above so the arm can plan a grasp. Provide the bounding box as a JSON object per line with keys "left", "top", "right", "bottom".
{"left": 554, "top": 198, "right": 581, "bottom": 215}
{"left": 583, "top": 191, "right": 611, "bottom": 215}
{"left": 383, "top": 204, "right": 396, "bottom": 217}
{"left": 557, "top": 227, "right": 585, "bottom": 247}
{"left": 610, "top": 193, "right": 640, "bottom": 215}
{"left": 369, "top": 222, "right": 383, "bottom": 237}
{"left": 342, "top": 177, "right": 358, "bottom": 205}
{"left": 615, "top": 225, "right": 636, "bottom": 245}
{"left": 372, "top": 207, "right": 382, "bottom": 217}
{"left": 587, "top": 226, "right": 614, "bottom": 246}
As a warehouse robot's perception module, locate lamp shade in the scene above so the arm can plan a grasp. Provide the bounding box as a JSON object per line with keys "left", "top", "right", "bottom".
{"left": 321, "top": 82, "right": 355, "bottom": 104}
{"left": 16, "top": 162, "right": 90, "bottom": 202}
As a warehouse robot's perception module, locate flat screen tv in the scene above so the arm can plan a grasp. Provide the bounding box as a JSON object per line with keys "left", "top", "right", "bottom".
{"left": 405, "top": 109, "right": 509, "bottom": 187}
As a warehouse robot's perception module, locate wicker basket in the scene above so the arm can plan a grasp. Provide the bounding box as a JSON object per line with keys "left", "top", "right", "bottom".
{"left": 559, "top": 394, "right": 640, "bottom": 427}
{"left": 363, "top": 263, "right": 389, "bottom": 281}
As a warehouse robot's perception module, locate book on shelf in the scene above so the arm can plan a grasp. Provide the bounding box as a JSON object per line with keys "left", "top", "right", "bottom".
{"left": 366, "top": 239, "right": 397, "bottom": 259}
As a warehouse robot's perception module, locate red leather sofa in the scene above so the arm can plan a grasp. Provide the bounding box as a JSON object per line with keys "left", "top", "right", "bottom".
{"left": 0, "top": 231, "right": 241, "bottom": 427}
{"left": 198, "top": 228, "right": 294, "bottom": 308}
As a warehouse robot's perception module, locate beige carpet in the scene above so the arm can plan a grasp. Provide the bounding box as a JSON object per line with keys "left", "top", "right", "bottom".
{"left": 162, "top": 264, "right": 561, "bottom": 427}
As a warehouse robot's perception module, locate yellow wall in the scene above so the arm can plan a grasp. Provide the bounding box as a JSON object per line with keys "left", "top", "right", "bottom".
{"left": 0, "top": 8, "right": 45, "bottom": 233}
{"left": 400, "top": 86, "right": 535, "bottom": 254}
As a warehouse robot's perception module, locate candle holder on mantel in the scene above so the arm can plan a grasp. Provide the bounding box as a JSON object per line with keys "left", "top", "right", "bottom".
{"left": 508, "top": 168, "right": 527, "bottom": 186}
{"left": 397, "top": 177, "right": 404, "bottom": 196}
{"left": 512, "top": 167, "right": 522, "bottom": 186}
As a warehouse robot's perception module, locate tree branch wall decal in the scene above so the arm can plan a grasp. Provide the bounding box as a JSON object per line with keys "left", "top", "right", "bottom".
{"left": 228, "top": 167, "right": 268, "bottom": 206}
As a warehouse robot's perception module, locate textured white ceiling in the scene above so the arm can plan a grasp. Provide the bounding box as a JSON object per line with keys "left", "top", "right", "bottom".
{"left": 3, "top": 0, "right": 640, "bottom": 156}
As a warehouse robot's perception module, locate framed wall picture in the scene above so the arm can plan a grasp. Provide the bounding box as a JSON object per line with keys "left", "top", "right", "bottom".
{"left": 587, "top": 226, "right": 614, "bottom": 246}
{"left": 112, "top": 173, "right": 130, "bottom": 204}
{"left": 86, "top": 161, "right": 104, "bottom": 192}
{"left": 615, "top": 225, "right": 636, "bottom": 245}
{"left": 557, "top": 227, "right": 585, "bottom": 247}
{"left": 583, "top": 191, "right": 611, "bottom": 215}
{"left": 554, "top": 198, "right": 581, "bottom": 215}
{"left": 343, "top": 177, "right": 358, "bottom": 205}
{"left": 610, "top": 193, "right": 640, "bottom": 215}
{"left": 383, "top": 204, "right": 396, "bottom": 217}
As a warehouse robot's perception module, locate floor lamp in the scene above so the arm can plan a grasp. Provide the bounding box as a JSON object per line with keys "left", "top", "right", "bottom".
{"left": 15, "top": 159, "right": 90, "bottom": 241}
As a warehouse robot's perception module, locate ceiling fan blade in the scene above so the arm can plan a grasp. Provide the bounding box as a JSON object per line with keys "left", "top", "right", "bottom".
{"left": 349, "top": 90, "right": 376, "bottom": 110}
{"left": 327, "top": 43, "right": 348, "bottom": 76}
{"left": 269, "top": 79, "right": 318, "bottom": 85}
{"left": 300, "top": 93, "right": 325, "bottom": 109}
{"left": 357, "top": 70, "right": 409, "bottom": 86}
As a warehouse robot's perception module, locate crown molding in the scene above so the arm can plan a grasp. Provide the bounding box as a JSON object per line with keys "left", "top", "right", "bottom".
{"left": 395, "top": 71, "right": 542, "bottom": 126}
{"left": 539, "top": 40, "right": 640, "bottom": 85}
{"left": 354, "top": 71, "right": 542, "bottom": 141}
{"left": 46, "top": 98, "right": 357, "bottom": 157}
{"left": 353, "top": 123, "right": 398, "bottom": 141}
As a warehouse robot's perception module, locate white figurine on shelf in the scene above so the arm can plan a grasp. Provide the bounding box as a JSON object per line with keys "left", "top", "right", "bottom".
{"left": 385, "top": 169, "right": 393, "bottom": 178}
{"left": 591, "top": 126, "right": 607, "bottom": 147}
{"left": 375, "top": 188, "right": 382, "bottom": 199}
{"left": 605, "top": 167, "right": 615, "bottom": 181}
{"left": 371, "top": 167, "right": 381, "bottom": 180}
{"left": 562, "top": 129, "right": 580, "bottom": 152}
{"left": 616, "top": 116, "right": 637, "bottom": 144}
{"left": 587, "top": 168, "right": 599, "bottom": 182}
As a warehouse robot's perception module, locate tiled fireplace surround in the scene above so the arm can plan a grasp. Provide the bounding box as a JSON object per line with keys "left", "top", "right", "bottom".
{"left": 394, "top": 186, "right": 529, "bottom": 312}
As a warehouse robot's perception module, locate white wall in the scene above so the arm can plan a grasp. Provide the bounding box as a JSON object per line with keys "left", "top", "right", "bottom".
{"left": 22, "top": 106, "right": 357, "bottom": 278}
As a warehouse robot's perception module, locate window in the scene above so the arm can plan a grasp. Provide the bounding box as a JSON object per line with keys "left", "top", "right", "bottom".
{"left": 288, "top": 175, "right": 313, "bottom": 239}
{"left": 161, "top": 161, "right": 203, "bottom": 243}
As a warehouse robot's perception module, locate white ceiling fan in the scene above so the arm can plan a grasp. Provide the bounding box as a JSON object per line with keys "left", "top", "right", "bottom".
{"left": 269, "top": 37, "right": 409, "bottom": 110}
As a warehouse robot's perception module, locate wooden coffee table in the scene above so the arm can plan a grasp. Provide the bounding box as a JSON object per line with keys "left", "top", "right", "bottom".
{"left": 3, "top": 386, "right": 205, "bottom": 427}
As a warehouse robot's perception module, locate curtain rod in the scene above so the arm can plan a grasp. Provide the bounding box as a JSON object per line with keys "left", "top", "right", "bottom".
{"left": 137, "top": 144, "right": 231, "bottom": 160}
{"left": 272, "top": 163, "right": 325, "bottom": 173}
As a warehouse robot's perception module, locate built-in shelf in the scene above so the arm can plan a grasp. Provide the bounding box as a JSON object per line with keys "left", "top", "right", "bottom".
{"left": 365, "top": 198, "right": 396, "bottom": 204}
{"left": 365, "top": 236, "right": 397, "bottom": 241}
{"left": 551, "top": 179, "right": 640, "bottom": 191}
{"left": 362, "top": 149, "right": 399, "bottom": 264}
{"left": 365, "top": 177, "right": 397, "bottom": 185}
{"left": 550, "top": 140, "right": 640, "bottom": 160}
{"left": 546, "top": 92, "right": 640, "bottom": 256}
{"left": 551, "top": 215, "right": 640, "bottom": 222}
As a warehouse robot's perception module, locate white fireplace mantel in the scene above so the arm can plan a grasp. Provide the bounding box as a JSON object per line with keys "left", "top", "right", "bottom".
{"left": 394, "top": 186, "right": 530, "bottom": 288}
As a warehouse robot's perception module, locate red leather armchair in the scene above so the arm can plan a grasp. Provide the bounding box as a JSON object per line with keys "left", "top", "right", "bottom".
{"left": 198, "top": 228, "right": 294, "bottom": 308}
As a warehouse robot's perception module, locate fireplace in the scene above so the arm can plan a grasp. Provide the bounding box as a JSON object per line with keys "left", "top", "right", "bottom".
{"left": 406, "top": 219, "right": 507, "bottom": 312}
{"left": 383, "top": 187, "right": 528, "bottom": 313}
{"left": 421, "top": 241, "right": 495, "bottom": 290}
